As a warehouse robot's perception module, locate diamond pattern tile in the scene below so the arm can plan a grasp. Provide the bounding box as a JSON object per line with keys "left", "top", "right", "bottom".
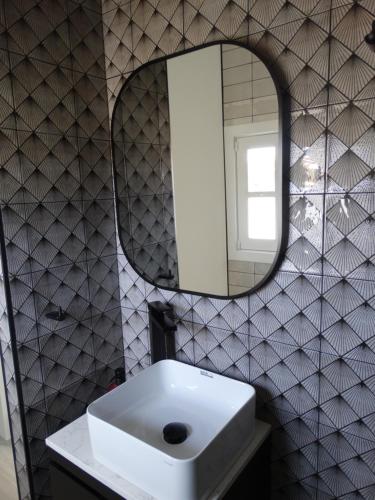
{"left": 319, "top": 353, "right": 375, "bottom": 444}
{"left": 318, "top": 426, "right": 375, "bottom": 499}
{"left": 250, "top": 337, "right": 320, "bottom": 419}
{"left": 8, "top": 53, "right": 77, "bottom": 137}
{"left": 320, "top": 276, "right": 375, "bottom": 361}
{"left": 192, "top": 323, "right": 250, "bottom": 381}
{"left": 4, "top": 0, "right": 72, "bottom": 65}
{"left": 281, "top": 195, "right": 324, "bottom": 274}
{"left": 68, "top": 2, "right": 107, "bottom": 77}
{"left": 2, "top": 202, "right": 88, "bottom": 275}
{"left": 324, "top": 194, "right": 375, "bottom": 279}
{"left": 78, "top": 137, "right": 114, "bottom": 200}
{"left": 0, "top": 1, "right": 122, "bottom": 498}
{"left": 0, "top": 1, "right": 374, "bottom": 499}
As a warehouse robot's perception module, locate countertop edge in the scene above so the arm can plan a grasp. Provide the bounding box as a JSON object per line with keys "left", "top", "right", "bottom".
{"left": 46, "top": 415, "right": 271, "bottom": 500}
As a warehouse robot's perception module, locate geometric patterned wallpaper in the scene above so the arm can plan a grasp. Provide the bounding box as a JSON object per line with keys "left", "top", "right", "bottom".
{"left": 0, "top": 1, "right": 374, "bottom": 499}
{"left": 102, "top": 1, "right": 375, "bottom": 499}
{"left": 112, "top": 59, "right": 179, "bottom": 289}
{"left": 0, "top": 1, "right": 123, "bottom": 498}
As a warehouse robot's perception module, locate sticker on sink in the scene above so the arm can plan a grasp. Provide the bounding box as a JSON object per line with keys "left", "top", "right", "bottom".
{"left": 200, "top": 370, "right": 214, "bottom": 378}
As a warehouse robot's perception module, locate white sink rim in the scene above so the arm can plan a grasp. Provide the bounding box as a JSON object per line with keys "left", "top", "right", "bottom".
{"left": 87, "top": 360, "right": 256, "bottom": 500}
{"left": 87, "top": 360, "right": 255, "bottom": 463}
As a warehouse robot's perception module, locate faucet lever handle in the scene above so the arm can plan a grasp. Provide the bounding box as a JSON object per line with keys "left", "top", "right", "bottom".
{"left": 148, "top": 301, "right": 172, "bottom": 314}
{"left": 162, "top": 309, "right": 177, "bottom": 331}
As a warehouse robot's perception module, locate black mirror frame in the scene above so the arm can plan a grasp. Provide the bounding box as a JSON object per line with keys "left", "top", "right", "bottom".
{"left": 112, "top": 40, "right": 290, "bottom": 299}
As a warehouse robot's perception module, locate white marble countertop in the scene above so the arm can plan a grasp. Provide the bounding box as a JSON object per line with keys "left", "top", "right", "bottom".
{"left": 46, "top": 414, "right": 271, "bottom": 500}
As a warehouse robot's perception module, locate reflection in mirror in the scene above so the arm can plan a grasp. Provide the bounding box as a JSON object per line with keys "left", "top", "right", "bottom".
{"left": 113, "top": 43, "right": 284, "bottom": 298}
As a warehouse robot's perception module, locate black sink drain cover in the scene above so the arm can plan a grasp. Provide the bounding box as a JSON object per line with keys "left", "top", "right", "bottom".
{"left": 163, "top": 422, "right": 188, "bottom": 444}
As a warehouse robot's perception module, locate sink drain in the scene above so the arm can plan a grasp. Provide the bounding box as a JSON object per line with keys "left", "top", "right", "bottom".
{"left": 163, "top": 422, "right": 188, "bottom": 444}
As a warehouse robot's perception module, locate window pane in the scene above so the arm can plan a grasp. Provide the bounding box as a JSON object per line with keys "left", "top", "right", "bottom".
{"left": 248, "top": 197, "right": 276, "bottom": 240}
{"left": 247, "top": 146, "right": 275, "bottom": 192}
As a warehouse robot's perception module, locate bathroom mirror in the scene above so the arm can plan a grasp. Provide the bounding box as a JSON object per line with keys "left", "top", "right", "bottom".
{"left": 112, "top": 42, "right": 287, "bottom": 297}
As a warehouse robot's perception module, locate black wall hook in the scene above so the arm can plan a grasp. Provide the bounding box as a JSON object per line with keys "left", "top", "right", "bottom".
{"left": 46, "top": 307, "right": 66, "bottom": 321}
{"left": 365, "top": 20, "right": 375, "bottom": 51}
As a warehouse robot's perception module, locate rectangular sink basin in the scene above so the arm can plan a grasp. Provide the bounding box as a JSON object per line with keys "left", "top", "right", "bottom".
{"left": 87, "top": 360, "right": 255, "bottom": 500}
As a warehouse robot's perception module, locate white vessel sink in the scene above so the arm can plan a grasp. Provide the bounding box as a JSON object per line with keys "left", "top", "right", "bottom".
{"left": 87, "top": 360, "right": 256, "bottom": 500}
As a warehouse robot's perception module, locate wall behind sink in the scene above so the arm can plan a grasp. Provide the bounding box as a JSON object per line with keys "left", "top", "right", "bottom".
{"left": 103, "top": 1, "right": 375, "bottom": 499}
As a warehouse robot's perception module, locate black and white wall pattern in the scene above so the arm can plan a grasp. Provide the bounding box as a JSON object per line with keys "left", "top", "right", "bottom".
{"left": 0, "top": 1, "right": 123, "bottom": 498}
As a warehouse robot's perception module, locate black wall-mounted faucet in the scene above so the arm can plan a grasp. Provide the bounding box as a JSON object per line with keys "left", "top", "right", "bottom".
{"left": 148, "top": 301, "right": 177, "bottom": 364}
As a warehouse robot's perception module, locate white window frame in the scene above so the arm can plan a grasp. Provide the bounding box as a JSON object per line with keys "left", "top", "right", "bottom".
{"left": 224, "top": 121, "right": 281, "bottom": 264}
{"left": 236, "top": 134, "right": 278, "bottom": 252}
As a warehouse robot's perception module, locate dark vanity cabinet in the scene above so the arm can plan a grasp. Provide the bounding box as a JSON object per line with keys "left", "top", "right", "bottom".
{"left": 49, "top": 450, "right": 122, "bottom": 500}
{"left": 48, "top": 439, "right": 270, "bottom": 500}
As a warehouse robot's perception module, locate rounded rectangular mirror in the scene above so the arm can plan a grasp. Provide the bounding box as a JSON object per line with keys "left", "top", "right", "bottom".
{"left": 112, "top": 42, "right": 288, "bottom": 298}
